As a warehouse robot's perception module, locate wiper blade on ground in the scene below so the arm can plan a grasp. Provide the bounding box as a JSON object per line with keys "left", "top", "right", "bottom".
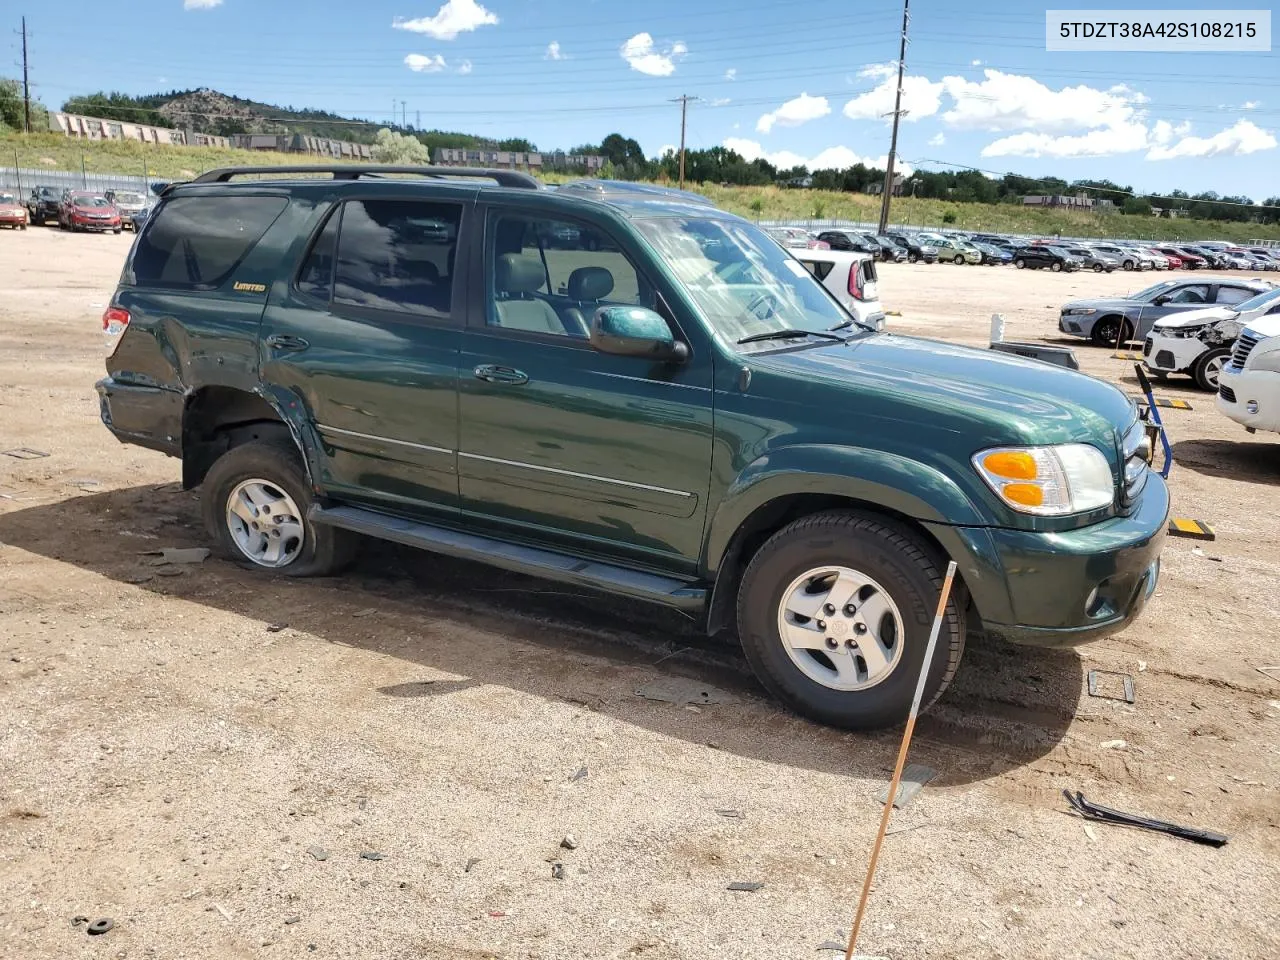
{"left": 736, "top": 328, "right": 846, "bottom": 345}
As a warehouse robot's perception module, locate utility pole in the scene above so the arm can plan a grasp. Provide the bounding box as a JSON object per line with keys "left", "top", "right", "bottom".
{"left": 670, "top": 95, "right": 697, "bottom": 190}
{"left": 401, "top": 100, "right": 407, "bottom": 130}
{"left": 416, "top": 109, "right": 421, "bottom": 130}
{"left": 21, "top": 16, "right": 31, "bottom": 133}
{"left": 877, "top": 0, "right": 910, "bottom": 234}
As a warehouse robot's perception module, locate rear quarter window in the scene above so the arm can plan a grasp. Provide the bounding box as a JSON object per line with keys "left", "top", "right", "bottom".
{"left": 129, "top": 195, "right": 288, "bottom": 290}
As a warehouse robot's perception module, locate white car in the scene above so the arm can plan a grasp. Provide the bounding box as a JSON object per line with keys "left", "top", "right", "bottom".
{"left": 1217, "top": 311, "right": 1280, "bottom": 434}
{"left": 792, "top": 249, "right": 886, "bottom": 331}
{"left": 1144, "top": 287, "right": 1280, "bottom": 390}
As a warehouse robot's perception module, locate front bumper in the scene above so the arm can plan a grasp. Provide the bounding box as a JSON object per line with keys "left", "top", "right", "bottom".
{"left": 1143, "top": 332, "right": 1203, "bottom": 374}
{"left": 926, "top": 471, "right": 1169, "bottom": 647}
{"left": 1216, "top": 366, "right": 1280, "bottom": 433}
{"left": 1058, "top": 313, "right": 1094, "bottom": 339}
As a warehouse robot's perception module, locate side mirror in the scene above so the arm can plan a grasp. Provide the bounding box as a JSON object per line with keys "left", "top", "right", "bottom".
{"left": 1153, "top": 295, "right": 1170, "bottom": 305}
{"left": 590, "top": 306, "right": 688, "bottom": 362}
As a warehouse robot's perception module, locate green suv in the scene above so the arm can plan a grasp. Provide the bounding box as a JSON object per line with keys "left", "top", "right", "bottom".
{"left": 96, "top": 165, "right": 1168, "bottom": 729}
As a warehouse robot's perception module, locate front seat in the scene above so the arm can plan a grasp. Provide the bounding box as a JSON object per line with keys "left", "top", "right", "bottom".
{"left": 493, "top": 254, "right": 563, "bottom": 334}
{"left": 561, "top": 266, "right": 615, "bottom": 337}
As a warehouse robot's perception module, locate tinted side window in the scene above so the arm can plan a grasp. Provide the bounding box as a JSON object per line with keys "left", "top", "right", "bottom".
{"left": 1214, "top": 286, "right": 1253, "bottom": 306}
{"left": 1168, "top": 285, "right": 1209, "bottom": 303}
{"left": 801, "top": 260, "right": 834, "bottom": 281}
{"left": 334, "top": 199, "right": 461, "bottom": 317}
{"left": 296, "top": 208, "right": 340, "bottom": 301}
{"left": 131, "top": 196, "right": 287, "bottom": 289}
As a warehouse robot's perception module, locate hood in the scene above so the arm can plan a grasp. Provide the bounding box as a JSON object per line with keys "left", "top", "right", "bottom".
{"left": 1243, "top": 315, "right": 1280, "bottom": 340}
{"left": 747, "top": 334, "right": 1134, "bottom": 452}
{"left": 1151, "top": 305, "right": 1236, "bottom": 329}
{"left": 1062, "top": 296, "right": 1141, "bottom": 310}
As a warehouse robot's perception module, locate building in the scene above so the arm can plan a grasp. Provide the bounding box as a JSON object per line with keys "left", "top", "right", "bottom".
{"left": 230, "top": 134, "right": 372, "bottom": 160}
{"left": 866, "top": 174, "right": 906, "bottom": 196}
{"left": 435, "top": 147, "right": 544, "bottom": 171}
{"left": 50, "top": 111, "right": 233, "bottom": 149}
{"left": 1022, "top": 192, "right": 1106, "bottom": 209}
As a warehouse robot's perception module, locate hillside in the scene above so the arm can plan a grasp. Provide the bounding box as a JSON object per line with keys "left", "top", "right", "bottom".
{"left": 4, "top": 131, "right": 1277, "bottom": 243}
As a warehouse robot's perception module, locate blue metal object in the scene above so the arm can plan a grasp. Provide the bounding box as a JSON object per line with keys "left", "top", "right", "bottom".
{"left": 1133, "top": 364, "right": 1173, "bottom": 479}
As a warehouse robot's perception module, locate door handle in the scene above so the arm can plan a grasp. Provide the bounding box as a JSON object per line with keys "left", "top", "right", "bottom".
{"left": 266, "top": 334, "right": 310, "bottom": 352}
{"left": 474, "top": 364, "right": 529, "bottom": 385}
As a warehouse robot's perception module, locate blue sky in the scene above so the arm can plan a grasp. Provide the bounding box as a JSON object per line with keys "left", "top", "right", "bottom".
{"left": 15, "top": 0, "right": 1280, "bottom": 199}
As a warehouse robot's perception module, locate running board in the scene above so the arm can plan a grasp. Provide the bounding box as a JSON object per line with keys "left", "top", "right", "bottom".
{"left": 310, "top": 504, "right": 707, "bottom": 613}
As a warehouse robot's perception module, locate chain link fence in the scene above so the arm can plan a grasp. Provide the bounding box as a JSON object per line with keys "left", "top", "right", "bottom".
{"left": 0, "top": 166, "right": 156, "bottom": 197}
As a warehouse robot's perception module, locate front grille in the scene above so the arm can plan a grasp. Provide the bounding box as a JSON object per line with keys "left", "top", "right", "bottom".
{"left": 1219, "top": 384, "right": 1237, "bottom": 404}
{"left": 1231, "top": 333, "right": 1259, "bottom": 368}
{"left": 1143, "top": 337, "right": 1153, "bottom": 357}
{"left": 1154, "top": 350, "right": 1175, "bottom": 369}
{"left": 1121, "top": 418, "right": 1150, "bottom": 504}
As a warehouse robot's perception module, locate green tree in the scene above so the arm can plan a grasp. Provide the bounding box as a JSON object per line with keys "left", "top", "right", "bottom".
{"left": 371, "top": 128, "right": 430, "bottom": 164}
{"left": 1, "top": 76, "right": 49, "bottom": 131}
{"left": 1122, "top": 196, "right": 1153, "bottom": 216}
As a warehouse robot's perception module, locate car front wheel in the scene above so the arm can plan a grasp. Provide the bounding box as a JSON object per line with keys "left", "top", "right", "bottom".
{"left": 735, "top": 511, "right": 965, "bottom": 730}
{"left": 202, "top": 440, "right": 356, "bottom": 577}
{"left": 1050, "top": 262, "right": 1063, "bottom": 272}
{"left": 1015, "top": 258, "right": 1026, "bottom": 269}
{"left": 1192, "top": 347, "right": 1231, "bottom": 392}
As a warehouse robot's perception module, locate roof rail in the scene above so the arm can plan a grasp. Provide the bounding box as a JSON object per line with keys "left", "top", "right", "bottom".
{"left": 556, "top": 179, "right": 715, "bottom": 206}
{"left": 189, "top": 165, "right": 541, "bottom": 189}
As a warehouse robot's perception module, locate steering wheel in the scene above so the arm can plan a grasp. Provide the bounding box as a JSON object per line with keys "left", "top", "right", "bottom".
{"left": 746, "top": 291, "right": 779, "bottom": 320}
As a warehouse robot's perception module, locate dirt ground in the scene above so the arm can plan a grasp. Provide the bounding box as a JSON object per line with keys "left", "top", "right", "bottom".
{"left": 2, "top": 228, "right": 1277, "bottom": 960}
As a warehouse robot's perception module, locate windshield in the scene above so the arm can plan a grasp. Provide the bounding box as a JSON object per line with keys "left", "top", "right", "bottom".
{"left": 1131, "top": 279, "right": 1180, "bottom": 301}
{"left": 1234, "top": 287, "right": 1280, "bottom": 313}
{"left": 634, "top": 217, "right": 856, "bottom": 346}
{"left": 113, "top": 193, "right": 144, "bottom": 205}
{"left": 0, "top": 193, "right": 15, "bottom": 204}
{"left": 1049, "top": 247, "right": 1074, "bottom": 257}
{"left": 75, "top": 196, "right": 110, "bottom": 208}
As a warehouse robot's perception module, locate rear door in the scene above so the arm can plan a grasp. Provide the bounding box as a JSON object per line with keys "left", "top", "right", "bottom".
{"left": 259, "top": 191, "right": 469, "bottom": 517}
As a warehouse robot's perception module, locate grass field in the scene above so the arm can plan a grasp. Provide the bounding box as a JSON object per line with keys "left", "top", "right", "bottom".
{"left": 4, "top": 132, "right": 1277, "bottom": 242}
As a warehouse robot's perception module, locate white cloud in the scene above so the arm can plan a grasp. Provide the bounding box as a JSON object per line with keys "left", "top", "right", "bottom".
{"left": 457, "top": 59, "right": 473, "bottom": 74}
{"left": 981, "top": 122, "right": 1150, "bottom": 158}
{"left": 620, "top": 32, "right": 687, "bottom": 76}
{"left": 725, "top": 68, "right": 737, "bottom": 81}
{"left": 928, "top": 132, "right": 946, "bottom": 146}
{"left": 1243, "top": 100, "right": 1260, "bottom": 109}
{"left": 723, "top": 137, "right": 911, "bottom": 175}
{"left": 405, "top": 53, "right": 448, "bottom": 73}
{"left": 709, "top": 97, "right": 732, "bottom": 107}
{"left": 184, "top": 0, "right": 222, "bottom": 8}
{"left": 545, "top": 41, "right": 565, "bottom": 61}
{"left": 756, "top": 93, "right": 830, "bottom": 134}
{"left": 1146, "top": 119, "right": 1277, "bottom": 160}
{"left": 857, "top": 62, "right": 897, "bottom": 80}
{"left": 658, "top": 144, "right": 676, "bottom": 158}
{"left": 971, "top": 59, "right": 982, "bottom": 66}
{"left": 393, "top": 0, "right": 498, "bottom": 40}
{"left": 941, "top": 70, "right": 1145, "bottom": 134}
{"left": 844, "top": 73, "right": 943, "bottom": 123}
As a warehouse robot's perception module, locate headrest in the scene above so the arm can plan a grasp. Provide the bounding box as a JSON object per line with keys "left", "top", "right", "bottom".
{"left": 567, "top": 266, "right": 615, "bottom": 301}
{"left": 495, "top": 254, "right": 545, "bottom": 295}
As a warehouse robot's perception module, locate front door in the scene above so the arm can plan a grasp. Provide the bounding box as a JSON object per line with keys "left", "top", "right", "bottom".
{"left": 260, "top": 193, "right": 468, "bottom": 517}
{"left": 457, "top": 207, "right": 714, "bottom": 572}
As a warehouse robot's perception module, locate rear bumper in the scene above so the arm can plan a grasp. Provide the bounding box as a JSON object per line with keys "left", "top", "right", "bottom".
{"left": 926, "top": 471, "right": 1169, "bottom": 647}
{"left": 95, "top": 376, "right": 182, "bottom": 457}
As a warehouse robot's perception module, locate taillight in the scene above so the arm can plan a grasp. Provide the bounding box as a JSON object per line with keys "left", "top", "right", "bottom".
{"left": 848, "top": 264, "right": 864, "bottom": 301}
{"left": 103, "top": 306, "right": 129, "bottom": 355}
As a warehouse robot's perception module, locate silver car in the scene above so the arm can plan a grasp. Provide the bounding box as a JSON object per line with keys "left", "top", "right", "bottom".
{"left": 1059, "top": 277, "right": 1275, "bottom": 345}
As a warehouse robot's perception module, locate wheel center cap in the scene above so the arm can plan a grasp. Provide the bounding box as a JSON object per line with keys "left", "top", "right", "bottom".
{"left": 830, "top": 620, "right": 849, "bottom": 638}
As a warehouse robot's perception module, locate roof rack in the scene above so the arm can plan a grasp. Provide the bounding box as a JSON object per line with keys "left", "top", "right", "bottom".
{"left": 555, "top": 179, "right": 715, "bottom": 206}
{"left": 189, "top": 165, "right": 541, "bottom": 189}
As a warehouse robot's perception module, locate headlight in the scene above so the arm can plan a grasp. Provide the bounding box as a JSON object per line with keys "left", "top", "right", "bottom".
{"left": 1165, "top": 324, "right": 1207, "bottom": 339}
{"left": 972, "top": 444, "right": 1114, "bottom": 516}
{"left": 1251, "top": 347, "right": 1280, "bottom": 373}
{"left": 1064, "top": 307, "right": 1097, "bottom": 316}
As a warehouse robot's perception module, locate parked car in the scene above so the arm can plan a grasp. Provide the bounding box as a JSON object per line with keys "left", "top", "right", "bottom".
{"left": 765, "top": 226, "right": 827, "bottom": 250}
{"left": 104, "top": 190, "right": 150, "bottom": 230}
{"left": 1064, "top": 246, "right": 1120, "bottom": 273}
{"left": 1183, "top": 245, "right": 1231, "bottom": 269}
{"left": 1059, "top": 277, "right": 1274, "bottom": 345}
{"left": 1172, "top": 247, "right": 1210, "bottom": 269}
{"left": 816, "top": 230, "right": 880, "bottom": 257}
{"left": 1012, "top": 245, "right": 1082, "bottom": 272}
{"left": 1145, "top": 286, "right": 1280, "bottom": 390}
{"left": 58, "top": 191, "right": 122, "bottom": 233}
{"left": 865, "top": 234, "right": 908, "bottom": 262}
{"left": 1152, "top": 247, "right": 1192, "bottom": 269}
{"left": 968, "top": 234, "right": 1019, "bottom": 252}
{"left": 1217, "top": 312, "right": 1280, "bottom": 435}
{"left": 1244, "top": 248, "right": 1280, "bottom": 271}
{"left": 1136, "top": 247, "right": 1170, "bottom": 270}
{"left": 970, "top": 241, "right": 1012, "bottom": 265}
{"left": 1091, "top": 243, "right": 1150, "bottom": 271}
{"left": 0, "top": 191, "right": 28, "bottom": 230}
{"left": 924, "top": 235, "right": 981, "bottom": 264}
{"left": 792, "top": 249, "right": 886, "bottom": 331}
{"left": 95, "top": 164, "right": 1168, "bottom": 730}
{"left": 27, "top": 185, "right": 61, "bottom": 226}
{"left": 883, "top": 232, "right": 939, "bottom": 263}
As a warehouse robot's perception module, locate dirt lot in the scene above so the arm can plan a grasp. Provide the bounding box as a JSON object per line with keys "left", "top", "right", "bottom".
{"left": 2, "top": 228, "right": 1278, "bottom": 960}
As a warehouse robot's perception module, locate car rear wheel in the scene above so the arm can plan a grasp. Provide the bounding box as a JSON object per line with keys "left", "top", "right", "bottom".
{"left": 203, "top": 440, "right": 357, "bottom": 577}
{"left": 735, "top": 511, "right": 965, "bottom": 730}
{"left": 953, "top": 254, "right": 965, "bottom": 265}
{"left": 1092, "top": 263, "right": 1104, "bottom": 273}
{"left": 1192, "top": 347, "right": 1231, "bottom": 392}
{"left": 1015, "top": 258, "right": 1026, "bottom": 269}
{"left": 1050, "top": 262, "right": 1063, "bottom": 272}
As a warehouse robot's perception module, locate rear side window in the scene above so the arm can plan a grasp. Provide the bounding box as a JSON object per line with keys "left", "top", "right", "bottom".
{"left": 800, "top": 260, "right": 834, "bottom": 281}
{"left": 130, "top": 196, "right": 287, "bottom": 289}
{"left": 296, "top": 209, "right": 340, "bottom": 301}
{"left": 1214, "top": 286, "right": 1253, "bottom": 306}
{"left": 861, "top": 259, "right": 878, "bottom": 283}
{"left": 333, "top": 199, "right": 461, "bottom": 317}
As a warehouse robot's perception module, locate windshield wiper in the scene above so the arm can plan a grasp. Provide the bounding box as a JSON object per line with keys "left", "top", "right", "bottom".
{"left": 827, "top": 317, "right": 877, "bottom": 334}
{"left": 737, "top": 328, "right": 847, "bottom": 345}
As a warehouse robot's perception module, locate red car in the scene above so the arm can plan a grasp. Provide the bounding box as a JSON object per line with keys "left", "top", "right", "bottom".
{"left": 1153, "top": 246, "right": 1190, "bottom": 269}
{"left": 58, "top": 190, "right": 122, "bottom": 234}
{"left": 1172, "top": 247, "right": 1209, "bottom": 269}
{"left": 0, "top": 191, "right": 28, "bottom": 229}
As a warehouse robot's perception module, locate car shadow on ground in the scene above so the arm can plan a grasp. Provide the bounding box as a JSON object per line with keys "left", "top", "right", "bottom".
{"left": 0, "top": 484, "right": 1087, "bottom": 788}
{"left": 1172, "top": 437, "right": 1280, "bottom": 486}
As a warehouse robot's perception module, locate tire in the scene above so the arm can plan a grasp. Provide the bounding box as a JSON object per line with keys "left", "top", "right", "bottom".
{"left": 1093, "top": 263, "right": 1103, "bottom": 273}
{"left": 202, "top": 440, "right": 357, "bottom": 577}
{"left": 1050, "top": 261, "right": 1063, "bottom": 272}
{"left": 113, "top": 227, "right": 122, "bottom": 235}
{"left": 1015, "top": 258, "right": 1026, "bottom": 269}
{"left": 907, "top": 254, "right": 918, "bottom": 263}
{"left": 1192, "top": 347, "right": 1231, "bottom": 392}
{"left": 954, "top": 254, "right": 965, "bottom": 265}
{"left": 1123, "top": 260, "right": 1135, "bottom": 271}
{"left": 1091, "top": 315, "right": 1130, "bottom": 346}
{"left": 735, "top": 510, "right": 965, "bottom": 730}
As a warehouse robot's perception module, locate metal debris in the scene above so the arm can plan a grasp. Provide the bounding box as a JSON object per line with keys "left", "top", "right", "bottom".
{"left": 359, "top": 851, "right": 384, "bottom": 861}
{"left": 726, "top": 881, "right": 764, "bottom": 892}
{"left": 211, "top": 903, "right": 232, "bottom": 922}
{"left": 876, "top": 763, "right": 937, "bottom": 810}
{"left": 551, "top": 862, "right": 566, "bottom": 880}
{"left": 1087, "top": 669, "right": 1136, "bottom": 704}
{"left": 2, "top": 447, "right": 49, "bottom": 459}
{"left": 266, "top": 623, "right": 288, "bottom": 633}
{"left": 634, "top": 676, "right": 738, "bottom": 706}
{"left": 560, "top": 834, "right": 579, "bottom": 850}
{"left": 70, "top": 916, "right": 89, "bottom": 928}
{"left": 464, "top": 857, "right": 481, "bottom": 873}
{"left": 885, "top": 823, "right": 926, "bottom": 837}
{"left": 86, "top": 918, "right": 113, "bottom": 936}
{"left": 570, "top": 765, "right": 588, "bottom": 782}
{"left": 714, "top": 809, "right": 745, "bottom": 819}
{"left": 284, "top": 916, "right": 301, "bottom": 925}
{"left": 307, "top": 846, "right": 329, "bottom": 861}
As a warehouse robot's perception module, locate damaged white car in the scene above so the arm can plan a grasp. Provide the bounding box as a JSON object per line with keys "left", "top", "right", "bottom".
{"left": 1144, "top": 286, "right": 1280, "bottom": 391}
